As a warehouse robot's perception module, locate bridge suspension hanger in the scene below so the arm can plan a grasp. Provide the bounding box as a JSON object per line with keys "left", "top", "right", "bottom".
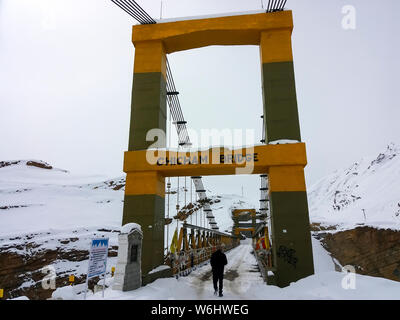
{"left": 166, "top": 105, "right": 172, "bottom": 253}
{"left": 176, "top": 162, "right": 180, "bottom": 229}
{"left": 190, "top": 177, "right": 193, "bottom": 224}
{"left": 184, "top": 176, "right": 187, "bottom": 210}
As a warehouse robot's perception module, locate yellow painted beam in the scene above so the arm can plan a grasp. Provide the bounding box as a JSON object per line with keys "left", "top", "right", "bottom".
{"left": 125, "top": 171, "right": 165, "bottom": 197}
{"left": 232, "top": 209, "right": 257, "bottom": 217}
{"left": 235, "top": 228, "right": 255, "bottom": 232}
{"left": 132, "top": 11, "right": 293, "bottom": 54}
{"left": 133, "top": 41, "right": 167, "bottom": 79}
{"left": 124, "top": 143, "right": 307, "bottom": 177}
{"left": 259, "top": 29, "right": 293, "bottom": 64}
{"left": 268, "top": 165, "right": 306, "bottom": 192}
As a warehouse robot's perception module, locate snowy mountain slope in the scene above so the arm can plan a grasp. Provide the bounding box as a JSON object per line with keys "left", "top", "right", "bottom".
{"left": 0, "top": 160, "right": 124, "bottom": 236}
{"left": 0, "top": 160, "right": 256, "bottom": 239}
{"left": 0, "top": 159, "right": 257, "bottom": 274}
{"left": 0, "top": 159, "right": 257, "bottom": 299}
{"left": 309, "top": 143, "right": 400, "bottom": 230}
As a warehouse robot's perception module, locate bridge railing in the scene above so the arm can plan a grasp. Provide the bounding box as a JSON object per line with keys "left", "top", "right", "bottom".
{"left": 165, "top": 241, "right": 239, "bottom": 277}
{"left": 253, "top": 244, "right": 275, "bottom": 282}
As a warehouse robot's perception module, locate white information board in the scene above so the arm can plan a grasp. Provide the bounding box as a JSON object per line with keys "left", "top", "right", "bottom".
{"left": 87, "top": 238, "right": 109, "bottom": 279}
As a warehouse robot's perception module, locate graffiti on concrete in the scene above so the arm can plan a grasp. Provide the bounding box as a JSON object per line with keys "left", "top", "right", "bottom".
{"left": 277, "top": 245, "right": 298, "bottom": 268}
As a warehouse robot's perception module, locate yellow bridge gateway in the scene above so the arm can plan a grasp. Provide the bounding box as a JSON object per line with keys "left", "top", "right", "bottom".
{"left": 118, "top": 8, "right": 314, "bottom": 288}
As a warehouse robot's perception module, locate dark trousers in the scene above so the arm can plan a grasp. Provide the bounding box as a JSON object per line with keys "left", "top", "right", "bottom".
{"left": 212, "top": 270, "right": 224, "bottom": 293}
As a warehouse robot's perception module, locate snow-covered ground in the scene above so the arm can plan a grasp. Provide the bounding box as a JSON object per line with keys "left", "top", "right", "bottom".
{"left": 3, "top": 156, "right": 400, "bottom": 300}
{"left": 56, "top": 237, "right": 400, "bottom": 300}
{"left": 309, "top": 143, "right": 400, "bottom": 231}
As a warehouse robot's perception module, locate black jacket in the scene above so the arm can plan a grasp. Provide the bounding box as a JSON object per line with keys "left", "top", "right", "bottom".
{"left": 210, "top": 249, "right": 227, "bottom": 273}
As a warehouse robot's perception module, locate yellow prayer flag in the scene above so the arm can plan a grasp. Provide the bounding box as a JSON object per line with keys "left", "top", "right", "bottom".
{"left": 170, "top": 228, "right": 178, "bottom": 254}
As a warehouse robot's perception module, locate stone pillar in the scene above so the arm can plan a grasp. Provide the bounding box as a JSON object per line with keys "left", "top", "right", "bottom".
{"left": 113, "top": 224, "right": 143, "bottom": 291}
{"left": 122, "top": 40, "right": 167, "bottom": 277}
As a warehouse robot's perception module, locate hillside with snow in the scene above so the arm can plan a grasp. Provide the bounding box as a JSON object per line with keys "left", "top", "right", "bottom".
{"left": 0, "top": 160, "right": 124, "bottom": 236}
{"left": 0, "top": 160, "right": 255, "bottom": 238}
{"left": 0, "top": 159, "right": 256, "bottom": 299}
{"left": 2, "top": 154, "right": 400, "bottom": 300}
{"left": 308, "top": 143, "right": 400, "bottom": 231}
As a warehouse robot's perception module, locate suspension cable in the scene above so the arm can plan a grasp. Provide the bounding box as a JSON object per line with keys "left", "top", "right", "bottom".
{"left": 184, "top": 177, "right": 187, "bottom": 207}
{"left": 177, "top": 176, "right": 180, "bottom": 213}
{"left": 111, "top": 0, "right": 157, "bottom": 24}
{"left": 265, "top": 0, "right": 287, "bottom": 12}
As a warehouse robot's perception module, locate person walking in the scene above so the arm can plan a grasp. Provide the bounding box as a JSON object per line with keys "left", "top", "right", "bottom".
{"left": 210, "top": 244, "right": 227, "bottom": 297}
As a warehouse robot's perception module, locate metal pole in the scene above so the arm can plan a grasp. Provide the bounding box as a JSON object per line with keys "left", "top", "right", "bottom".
{"left": 177, "top": 145, "right": 180, "bottom": 211}
{"left": 83, "top": 275, "right": 89, "bottom": 300}
{"left": 177, "top": 179, "right": 179, "bottom": 206}
{"left": 166, "top": 109, "right": 171, "bottom": 251}
{"left": 196, "top": 193, "right": 198, "bottom": 227}
{"left": 167, "top": 181, "right": 170, "bottom": 250}
{"left": 84, "top": 240, "right": 92, "bottom": 300}
{"left": 203, "top": 208, "right": 205, "bottom": 229}
{"left": 102, "top": 264, "right": 107, "bottom": 299}
{"left": 190, "top": 179, "right": 192, "bottom": 224}
{"left": 176, "top": 147, "right": 180, "bottom": 236}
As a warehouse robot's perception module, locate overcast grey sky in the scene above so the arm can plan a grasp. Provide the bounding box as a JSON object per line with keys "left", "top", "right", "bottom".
{"left": 1, "top": 0, "right": 399, "bottom": 198}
